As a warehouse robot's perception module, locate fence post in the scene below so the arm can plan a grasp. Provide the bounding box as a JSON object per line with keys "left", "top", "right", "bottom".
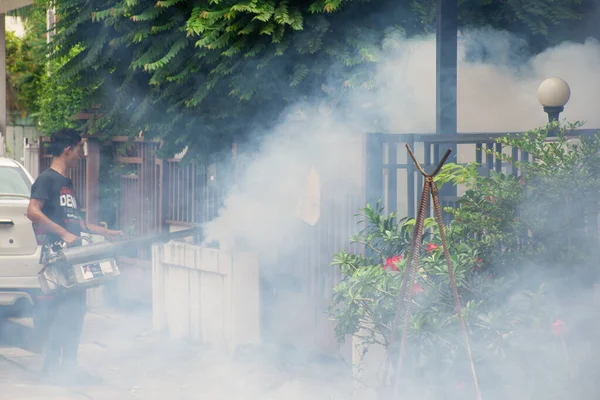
{"left": 23, "top": 137, "right": 40, "bottom": 179}
{"left": 85, "top": 137, "right": 101, "bottom": 226}
{"left": 161, "top": 158, "right": 170, "bottom": 233}
{"left": 37, "top": 137, "right": 46, "bottom": 174}
{"left": 139, "top": 142, "right": 157, "bottom": 235}
{"left": 365, "top": 133, "right": 383, "bottom": 211}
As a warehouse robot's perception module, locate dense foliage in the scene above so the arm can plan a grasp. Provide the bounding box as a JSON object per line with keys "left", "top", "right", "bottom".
{"left": 36, "top": 48, "right": 87, "bottom": 133}
{"left": 437, "top": 121, "right": 600, "bottom": 288}
{"left": 6, "top": 5, "right": 87, "bottom": 132}
{"left": 5, "top": 8, "right": 47, "bottom": 121}
{"left": 329, "top": 122, "right": 600, "bottom": 399}
{"left": 35, "top": 0, "right": 595, "bottom": 158}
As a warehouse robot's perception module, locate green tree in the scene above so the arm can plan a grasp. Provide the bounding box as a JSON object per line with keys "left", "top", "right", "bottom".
{"left": 7, "top": 3, "right": 88, "bottom": 132}
{"left": 5, "top": 8, "right": 47, "bottom": 121}
{"left": 36, "top": 48, "right": 87, "bottom": 134}
{"left": 41, "top": 0, "right": 593, "bottom": 157}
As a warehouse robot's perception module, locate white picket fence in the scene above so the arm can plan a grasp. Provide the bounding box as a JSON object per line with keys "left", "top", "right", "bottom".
{"left": 151, "top": 241, "right": 261, "bottom": 354}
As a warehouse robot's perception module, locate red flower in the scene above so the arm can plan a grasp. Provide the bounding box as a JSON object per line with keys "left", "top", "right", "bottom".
{"left": 552, "top": 319, "right": 567, "bottom": 337}
{"left": 384, "top": 255, "right": 402, "bottom": 271}
{"left": 472, "top": 258, "right": 483, "bottom": 272}
{"left": 412, "top": 282, "right": 424, "bottom": 294}
{"left": 426, "top": 243, "right": 438, "bottom": 253}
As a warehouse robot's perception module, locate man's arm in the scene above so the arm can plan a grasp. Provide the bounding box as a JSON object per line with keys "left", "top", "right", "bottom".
{"left": 80, "top": 220, "right": 124, "bottom": 240}
{"left": 85, "top": 223, "right": 124, "bottom": 239}
{"left": 27, "top": 199, "right": 78, "bottom": 245}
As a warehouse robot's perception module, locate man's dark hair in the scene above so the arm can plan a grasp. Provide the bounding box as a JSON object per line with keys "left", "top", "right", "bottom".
{"left": 48, "top": 128, "right": 82, "bottom": 157}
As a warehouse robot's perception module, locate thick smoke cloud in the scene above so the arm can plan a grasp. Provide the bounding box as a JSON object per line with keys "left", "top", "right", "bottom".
{"left": 198, "top": 28, "right": 600, "bottom": 397}
{"left": 203, "top": 28, "right": 600, "bottom": 253}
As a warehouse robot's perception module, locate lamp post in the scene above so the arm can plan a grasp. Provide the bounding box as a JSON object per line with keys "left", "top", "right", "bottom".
{"left": 537, "top": 77, "right": 571, "bottom": 123}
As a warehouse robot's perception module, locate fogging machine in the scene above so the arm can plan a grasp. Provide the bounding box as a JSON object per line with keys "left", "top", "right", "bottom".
{"left": 39, "top": 227, "right": 202, "bottom": 295}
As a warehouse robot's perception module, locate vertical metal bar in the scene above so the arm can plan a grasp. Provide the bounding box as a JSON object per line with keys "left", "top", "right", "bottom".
{"left": 436, "top": 0, "right": 458, "bottom": 134}
{"left": 161, "top": 160, "right": 169, "bottom": 233}
{"left": 191, "top": 164, "right": 196, "bottom": 224}
{"left": 494, "top": 142, "right": 502, "bottom": 172}
{"left": 184, "top": 164, "right": 189, "bottom": 223}
{"left": 202, "top": 165, "right": 207, "bottom": 224}
{"left": 407, "top": 138, "right": 416, "bottom": 218}
{"left": 177, "top": 164, "right": 182, "bottom": 222}
{"left": 388, "top": 140, "right": 398, "bottom": 215}
{"left": 187, "top": 164, "right": 192, "bottom": 223}
{"left": 85, "top": 139, "right": 100, "bottom": 226}
{"left": 475, "top": 143, "right": 482, "bottom": 164}
{"left": 365, "top": 133, "right": 384, "bottom": 259}
{"left": 172, "top": 163, "right": 176, "bottom": 222}
{"left": 152, "top": 144, "right": 158, "bottom": 233}
{"left": 423, "top": 141, "right": 431, "bottom": 219}
{"left": 37, "top": 137, "right": 44, "bottom": 175}
{"left": 436, "top": 0, "right": 458, "bottom": 196}
{"left": 512, "top": 147, "right": 519, "bottom": 177}
{"left": 485, "top": 142, "right": 493, "bottom": 175}
{"left": 365, "top": 133, "right": 384, "bottom": 209}
{"left": 167, "top": 162, "right": 172, "bottom": 222}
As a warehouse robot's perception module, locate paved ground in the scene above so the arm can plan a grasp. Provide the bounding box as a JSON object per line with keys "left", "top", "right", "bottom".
{"left": 0, "top": 307, "right": 354, "bottom": 400}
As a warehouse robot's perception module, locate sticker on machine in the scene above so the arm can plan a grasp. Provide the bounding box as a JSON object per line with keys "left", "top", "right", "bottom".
{"left": 81, "top": 263, "right": 104, "bottom": 280}
{"left": 82, "top": 265, "right": 94, "bottom": 280}
{"left": 100, "top": 260, "right": 114, "bottom": 274}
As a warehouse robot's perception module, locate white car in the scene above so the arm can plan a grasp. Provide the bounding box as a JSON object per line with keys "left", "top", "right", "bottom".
{"left": 0, "top": 157, "right": 51, "bottom": 341}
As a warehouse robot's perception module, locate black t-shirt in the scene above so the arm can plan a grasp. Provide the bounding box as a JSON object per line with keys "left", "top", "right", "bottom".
{"left": 30, "top": 168, "right": 84, "bottom": 245}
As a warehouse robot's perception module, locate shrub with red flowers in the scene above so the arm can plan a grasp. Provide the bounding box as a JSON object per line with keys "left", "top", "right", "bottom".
{"left": 328, "top": 203, "right": 491, "bottom": 373}
{"left": 329, "top": 122, "right": 600, "bottom": 399}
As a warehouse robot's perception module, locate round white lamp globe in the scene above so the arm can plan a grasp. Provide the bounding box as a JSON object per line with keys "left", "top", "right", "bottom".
{"left": 537, "top": 77, "right": 571, "bottom": 108}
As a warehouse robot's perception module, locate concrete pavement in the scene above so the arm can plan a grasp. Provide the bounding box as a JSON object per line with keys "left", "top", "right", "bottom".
{"left": 0, "top": 308, "right": 354, "bottom": 400}
{"left": 0, "top": 309, "right": 152, "bottom": 399}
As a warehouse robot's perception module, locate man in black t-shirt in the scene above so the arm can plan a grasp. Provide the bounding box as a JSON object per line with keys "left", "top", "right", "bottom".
{"left": 27, "top": 128, "right": 123, "bottom": 385}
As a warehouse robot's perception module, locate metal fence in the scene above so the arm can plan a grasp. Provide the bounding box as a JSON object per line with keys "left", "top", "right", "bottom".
{"left": 112, "top": 139, "right": 233, "bottom": 258}
{"left": 365, "top": 129, "right": 599, "bottom": 221}
{"left": 113, "top": 139, "right": 164, "bottom": 260}
{"left": 163, "top": 159, "right": 223, "bottom": 227}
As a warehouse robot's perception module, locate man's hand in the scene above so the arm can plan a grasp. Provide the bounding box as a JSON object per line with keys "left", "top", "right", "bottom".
{"left": 28, "top": 198, "right": 77, "bottom": 244}
{"left": 85, "top": 223, "right": 125, "bottom": 240}
{"left": 61, "top": 232, "right": 80, "bottom": 246}
{"left": 105, "top": 230, "right": 125, "bottom": 240}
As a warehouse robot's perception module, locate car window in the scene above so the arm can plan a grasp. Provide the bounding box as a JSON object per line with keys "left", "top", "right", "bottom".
{"left": 0, "top": 166, "right": 31, "bottom": 197}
